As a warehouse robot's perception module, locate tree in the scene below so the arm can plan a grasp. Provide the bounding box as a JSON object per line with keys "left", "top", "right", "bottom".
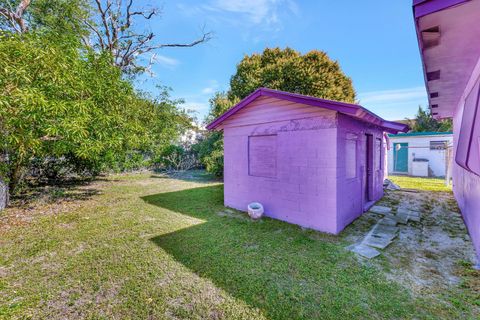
{"left": 408, "top": 106, "right": 452, "bottom": 132}
{"left": 0, "top": 0, "right": 212, "bottom": 74}
{"left": 205, "top": 92, "right": 240, "bottom": 122}
{"left": 84, "top": 0, "right": 212, "bottom": 74}
{"left": 230, "top": 47, "right": 356, "bottom": 102}
{"left": 197, "top": 48, "right": 356, "bottom": 176}
{"left": 0, "top": 32, "right": 190, "bottom": 192}
{"left": 0, "top": 0, "right": 88, "bottom": 36}
{"left": 194, "top": 93, "right": 238, "bottom": 177}
{"left": 0, "top": 0, "right": 202, "bottom": 197}
{"left": 0, "top": 0, "right": 30, "bottom": 33}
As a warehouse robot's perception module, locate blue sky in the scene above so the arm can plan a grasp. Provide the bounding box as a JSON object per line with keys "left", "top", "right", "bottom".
{"left": 137, "top": 0, "right": 427, "bottom": 122}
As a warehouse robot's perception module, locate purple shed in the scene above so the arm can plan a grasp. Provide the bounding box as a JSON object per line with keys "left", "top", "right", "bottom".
{"left": 207, "top": 88, "right": 408, "bottom": 234}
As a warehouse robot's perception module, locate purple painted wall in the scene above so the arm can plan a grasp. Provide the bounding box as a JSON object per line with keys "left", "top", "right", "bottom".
{"left": 336, "top": 114, "right": 385, "bottom": 231}
{"left": 215, "top": 93, "right": 392, "bottom": 234}
{"left": 413, "top": 0, "right": 480, "bottom": 262}
{"left": 451, "top": 62, "right": 480, "bottom": 259}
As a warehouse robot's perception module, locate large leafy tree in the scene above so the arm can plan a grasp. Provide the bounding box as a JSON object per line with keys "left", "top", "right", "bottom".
{"left": 0, "top": 0, "right": 195, "bottom": 195}
{"left": 0, "top": 0, "right": 88, "bottom": 35}
{"left": 408, "top": 106, "right": 452, "bottom": 132}
{"left": 230, "top": 47, "right": 356, "bottom": 102}
{"left": 0, "top": 33, "right": 190, "bottom": 191}
{"left": 198, "top": 47, "right": 356, "bottom": 176}
{"left": 194, "top": 93, "right": 238, "bottom": 177}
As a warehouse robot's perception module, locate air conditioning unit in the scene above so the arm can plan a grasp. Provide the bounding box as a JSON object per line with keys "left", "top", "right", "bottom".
{"left": 412, "top": 158, "right": 429, "bottom": 177}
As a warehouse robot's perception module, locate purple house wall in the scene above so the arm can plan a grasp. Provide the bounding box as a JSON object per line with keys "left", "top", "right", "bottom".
{"left": 208, "top": 88, "right": 407, "bottom": 234}
{"left": 413, "top": 0, "right": 480, "bottom": 265}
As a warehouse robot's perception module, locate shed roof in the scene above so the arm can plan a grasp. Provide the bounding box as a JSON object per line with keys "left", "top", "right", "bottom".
{"left": 388, "top": 131, "right": 453, "bottom": 137}
{"left": 206, "top": 88, "right": 409, "bottom": 133}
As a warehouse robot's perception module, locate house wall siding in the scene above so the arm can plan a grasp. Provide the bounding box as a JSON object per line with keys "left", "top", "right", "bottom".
{"left": 387, "top": 135, "right": 453, "bottom": 177}
{"left": 453, "top": 67, "right": 480, "bottom": 260}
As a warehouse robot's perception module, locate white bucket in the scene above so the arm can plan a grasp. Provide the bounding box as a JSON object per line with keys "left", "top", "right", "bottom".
{"left": 247, "top": 202, "right": 264, "bottom": 220}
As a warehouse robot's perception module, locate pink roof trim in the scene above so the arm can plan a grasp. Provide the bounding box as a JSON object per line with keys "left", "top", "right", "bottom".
{"left": 206, "top": 87, "right": 409, "bottom": 133}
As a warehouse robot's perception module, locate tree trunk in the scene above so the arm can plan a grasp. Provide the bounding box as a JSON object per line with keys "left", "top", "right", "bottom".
{"left": 0, "top": 178, "right": 8, "bottom": 211}
{"left": 8, "top": 160, "right": 25, "bottom": 195}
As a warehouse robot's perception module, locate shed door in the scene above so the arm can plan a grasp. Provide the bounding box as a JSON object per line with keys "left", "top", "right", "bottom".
{"left": 393, "top": 143, "right": 408, "bottom": 173}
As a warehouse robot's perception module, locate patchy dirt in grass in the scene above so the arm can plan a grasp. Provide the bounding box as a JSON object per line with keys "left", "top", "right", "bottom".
{"left": 42, "top": 283, "right": 121, "bottom": 320}
{"left": 0, "top": 182, "right": 104, "bottom": 235}
{"left": 344, "top": 188, "right": 478, "bottom": 300}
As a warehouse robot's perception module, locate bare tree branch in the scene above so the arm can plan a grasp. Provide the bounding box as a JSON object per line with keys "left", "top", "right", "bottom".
{"left": 86, "top": 0, "right": 211, "bottom": 74}
{"left": 153, "top": 32, "right": 213, "bottom": 49}
{"left": 83, "top": 19, "right": 105, "bottom": 50}
{"left": 0, "top": 0, "right": 31, "bottom": 33}
{"left": 94, "top": 0, "right": 113, "bottom": 50}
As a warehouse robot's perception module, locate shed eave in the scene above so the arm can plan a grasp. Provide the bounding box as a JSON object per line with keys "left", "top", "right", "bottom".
{"left": 413, "top": 0, "right": 480, "bottom": 119}
{"left": 206, "top": 88, "right": 408, "bottom": 133}
{"left": 413, "top": 0, "right": 471, "bottom": 17}
{"left": 388, "top": 131, "right": 453, "bottom": 137}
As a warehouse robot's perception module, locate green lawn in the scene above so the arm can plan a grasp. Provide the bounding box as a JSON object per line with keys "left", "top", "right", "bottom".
{"left": 0, "top": 172, "right": 476, "bottom": 319}
{"left": 389, "top": 175, "right": 452, "bottom": 192}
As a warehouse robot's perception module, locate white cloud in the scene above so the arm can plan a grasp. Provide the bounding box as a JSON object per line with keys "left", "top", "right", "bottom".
{"left": 201, "top": 87, "right": 215, "bottom": 94}
{"left": 201, "top": 80, "right": 219, "bottom": 95}
{"left": 358, "top": 87, "right": 427, "bottom": 105}
{"left": 176, "top": 3, "right": 204, "bottom": 16}
{"left": 182, "top": 101, "right": 210, "bottom": 112}
{"left": 153, "top": 54, "right": 180, "bottom": 68}
{"left": 201, "top": 0, "right": 299, "bottom": 28}
{"left": 358, "top": 87, "right": 428, "bottom": 120}
{"left": 210, "top": 0, "right": 272, "bottom": 24}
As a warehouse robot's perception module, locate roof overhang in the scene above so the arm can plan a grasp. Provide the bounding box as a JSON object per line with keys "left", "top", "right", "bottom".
{"left": 206, "top": 88, "right": 409, "bottom": 134}
{"left": 413, "top": 0, "right": 480, "bottom": 118}
{"left": 388, "top": 131, "right": 453, "bottom": 137}
{"left": 413, "top": 0, "right": 471, "bottom": 17}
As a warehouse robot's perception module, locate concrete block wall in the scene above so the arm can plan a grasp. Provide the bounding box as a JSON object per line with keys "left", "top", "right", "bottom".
{"left": 221, "top": 96, "right": 388, "bottom": 234}
{"left": 336, "top": 114, "right": 385, "bottom": 232}
{"left": 223, "top": 114, "right": 339, "bottom": 234}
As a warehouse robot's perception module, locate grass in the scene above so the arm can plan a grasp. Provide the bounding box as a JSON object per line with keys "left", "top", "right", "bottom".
{"left": 389, "top": 175, "right": 452, "bottom": 192}
{"left": 0, "top": 171, "right": 476, "bottom": 319}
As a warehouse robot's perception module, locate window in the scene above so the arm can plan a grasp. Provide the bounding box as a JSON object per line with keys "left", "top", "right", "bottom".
{"left": 249, "top": 135, "right": 277, "bottom": 178}
{"left": 456, "top": 75, "right": 480, "bottom": 175}
{"left": 375, "top": 138, "right": 382, "bottom": 170}
{"left": 345, "top": 139, "right": 357, "bottom": 179}
{"left": 430, "top": 140, "right": 448, "bottom": 150}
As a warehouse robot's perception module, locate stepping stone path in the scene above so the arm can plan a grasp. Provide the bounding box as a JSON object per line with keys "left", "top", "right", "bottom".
{"left": 397, "top": 207, "right": 421, "bottom": 222}
{"left": 369, "top": 205, "right": 392, "bottom": 215}
{"left": 346, "top": 243, "right": 381, "bottom": 259}
{"left": 347, "top": 202, "right": 421, "bottom": 259}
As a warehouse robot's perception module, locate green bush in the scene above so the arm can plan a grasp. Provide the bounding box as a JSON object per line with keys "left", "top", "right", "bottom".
{"left": 158, "top": 145, "right": 186, "bottom": 170}
{"left": 0, "top": 32, "right": 190, "bottom": 192}
{"left": 192, "top": 132, "right": 224, "bottom": 177}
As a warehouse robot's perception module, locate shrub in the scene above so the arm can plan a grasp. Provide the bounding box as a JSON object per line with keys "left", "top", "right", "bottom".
{"left": 158, "top": 145, "right": 199, "bottom": 172}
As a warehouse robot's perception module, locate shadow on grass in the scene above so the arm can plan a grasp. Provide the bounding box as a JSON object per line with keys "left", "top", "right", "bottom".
{"left": 12, "top": 177, "right": 104, "bottom": 207}
{"left": 142, "top": 185, "right": 418, "bottom": 319}
{"left": 150, "top": 169, "right": 222, "bottom": 184}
